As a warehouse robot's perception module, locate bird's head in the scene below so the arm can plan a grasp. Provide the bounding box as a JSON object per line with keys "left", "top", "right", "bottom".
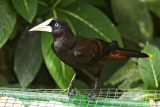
{"left": 29, "top": 18, "right": 72, "bottom": 37}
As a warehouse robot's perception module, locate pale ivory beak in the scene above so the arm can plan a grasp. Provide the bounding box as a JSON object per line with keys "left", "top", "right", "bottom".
{"left": 29, "top": 18, "right": 53, "bottom": 32}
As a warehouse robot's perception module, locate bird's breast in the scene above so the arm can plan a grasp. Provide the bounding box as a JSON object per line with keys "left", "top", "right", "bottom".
{"left": 51, "top": 43, "right": 76, "bottom": 66}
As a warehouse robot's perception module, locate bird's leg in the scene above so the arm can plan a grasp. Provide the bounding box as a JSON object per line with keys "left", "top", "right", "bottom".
{"left": 87, "top": 77, "right": 98, "bottom": 102}
{"left": 63, "top": 72, "right": 77, "bottom": 95}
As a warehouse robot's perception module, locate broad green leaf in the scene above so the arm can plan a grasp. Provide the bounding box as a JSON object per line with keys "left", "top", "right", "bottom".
{"left": 100, "top": 58, "right": 128, "bottom": 88}
{"left": 138, "top": 42, "right": 160, "bottom": 89}
{"left": 0, "top": 0, "right": 16, "bottom": 48}
{"left": 14, "top": 31, "right": 43, "bottom": 88}
{"left": 41, "top": 32, "right": 74, "bottom": 89}
{"left": 112, "top": 0, "right": 153, "bottom": 41}
{"left": 141, "top": 0, "right": 160, "bottom": 18}
{"left": 12, "top": 0, "right": 37, "bottom": 23}
{"left": 57, "top": 2, "right": 123, "bottom": 47}
{"left": 105, "top": 58, "right": 141, "bottom": 89}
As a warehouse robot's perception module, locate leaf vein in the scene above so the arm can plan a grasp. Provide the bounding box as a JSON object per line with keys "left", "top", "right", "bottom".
{"left": 23, "top": 0, "right": 29, "bottom": 13}
{"left": 150, "top": 58, "right": 158, "bottom": 88}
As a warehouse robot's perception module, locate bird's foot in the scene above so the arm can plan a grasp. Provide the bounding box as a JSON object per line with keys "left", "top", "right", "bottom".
{"left": 87, "top": 88, "right": 97, "bottom": 102}
{"left": 63, "top": 85, "right": 76, "bottom": 95}
{"left": 63, "top": 72, "right": 77, "bottom": 95}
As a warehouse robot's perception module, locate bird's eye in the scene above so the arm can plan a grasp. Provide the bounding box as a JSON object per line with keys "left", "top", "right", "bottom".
{"left": 54, "top": 23, "right": 59, "bottom": 27}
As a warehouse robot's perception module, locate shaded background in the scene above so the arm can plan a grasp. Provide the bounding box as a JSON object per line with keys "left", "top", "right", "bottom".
{"left": 0, "top": 0, "right": 160, "bottom": 90}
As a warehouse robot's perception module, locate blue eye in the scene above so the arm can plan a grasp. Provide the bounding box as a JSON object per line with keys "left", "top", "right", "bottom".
{"left": 54, "top": 23, "right": 59, "bottom": 27}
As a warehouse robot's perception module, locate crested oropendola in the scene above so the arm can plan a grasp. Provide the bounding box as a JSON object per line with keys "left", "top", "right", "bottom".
{"left": 29, "top": 18, "right": 152, "bottom": 102}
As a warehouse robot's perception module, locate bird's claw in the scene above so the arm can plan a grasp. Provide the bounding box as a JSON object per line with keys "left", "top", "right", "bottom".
{"left": 63, "top": 85, "right": 76, "bottom": 95}
{"left": 87, "top": 89, "right": 96, "bottom": 102}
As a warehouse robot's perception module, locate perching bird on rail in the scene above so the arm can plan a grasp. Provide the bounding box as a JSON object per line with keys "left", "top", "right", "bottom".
{"left": 29, "top": 18, "right": 152, "bottom": 102}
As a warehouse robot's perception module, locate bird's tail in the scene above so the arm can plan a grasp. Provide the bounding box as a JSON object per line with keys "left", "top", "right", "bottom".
{"left": 109, "top": 41, "right": 152, "bottom": 58}
{"left": 100, "top": 41, "right": 152, "bottom": 62}
{"left": 118, "top": 48, "right": 153, "bottom": 58}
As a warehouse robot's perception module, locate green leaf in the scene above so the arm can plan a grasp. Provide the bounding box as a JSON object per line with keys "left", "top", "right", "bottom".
{"left": 100, "top": 58, "right": 128, "bottom": 88}
{"left": 0, "top": 0, "right": 16, "bottom": 48}
{"left": 41, "top": 32, "right": 74, "bottom": 89}
{"left": 138, "top": 42, "right": 160, "bottom": 89}
{"left": 57, "top": 2, "right": 123, "bottom": 47}
{"left": 14, "top": 31, "right": 43, "bottom": 88}
{"left": 105, "top": 58, "right": 141, "bottom": 89}
{"left": 141, "top": 0, "right": 160, "bottom": 18}
{"left": 12, "top": 0, "right": 37, "bottom": 23}
{"left": 111, "top": 0, "right": 153, "bottom": 40}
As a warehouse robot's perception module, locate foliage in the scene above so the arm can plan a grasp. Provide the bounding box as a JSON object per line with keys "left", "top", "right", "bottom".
{"left": 138, "top": 42, "right": 160, "bottom": 89}
{"left": 105, "top": 58, "right": 142, "bottom": 89}
{"left": 0, "top": 0, "right": 16, "bottom": 48}
{"left": 14, "top": 31, "right": 43, "bottom": 88}
{"left": 0, "top": 0, "right": 160, "bottom": 90}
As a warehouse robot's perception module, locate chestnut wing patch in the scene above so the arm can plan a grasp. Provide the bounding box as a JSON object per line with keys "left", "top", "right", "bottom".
{"left": 72, "top": 38, "right": 111, "bottom": 66}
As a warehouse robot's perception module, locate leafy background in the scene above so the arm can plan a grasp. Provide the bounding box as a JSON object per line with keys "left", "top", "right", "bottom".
{"left": 0, "top": 0, "right": 160, "bottom": 91}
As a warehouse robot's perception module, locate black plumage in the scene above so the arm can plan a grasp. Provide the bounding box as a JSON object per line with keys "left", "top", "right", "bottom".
{"left": 29, "top": 18, "right": 152, "bottom": 101}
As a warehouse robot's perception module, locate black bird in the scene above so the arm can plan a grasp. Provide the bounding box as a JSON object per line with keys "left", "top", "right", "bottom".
{"left": 29, "top": 18, "right": 152, "bottom": 101}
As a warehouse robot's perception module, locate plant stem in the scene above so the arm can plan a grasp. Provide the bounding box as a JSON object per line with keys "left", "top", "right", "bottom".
{"left": 52, "top": 0, "right": 61, "bottom": 18}
{"left": 52, "top": 0, "right": 61, "bottom": 9}
{"left": 38, "top": 0, "right": 48, "bottom": 7}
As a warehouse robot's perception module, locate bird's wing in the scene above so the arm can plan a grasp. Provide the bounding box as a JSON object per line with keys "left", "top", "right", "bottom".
{"left": 72, "top": 38, "right": 113, "bottom": 66}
